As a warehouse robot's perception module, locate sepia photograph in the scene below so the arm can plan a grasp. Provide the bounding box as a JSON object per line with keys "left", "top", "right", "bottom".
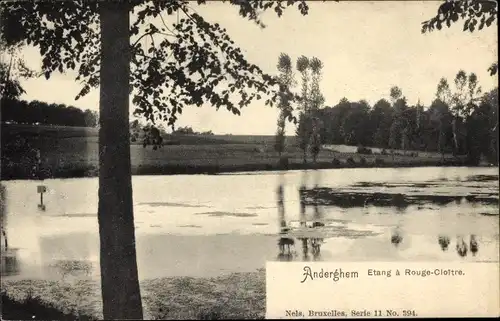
{"left": 0, "top": 0, "right": 498, "bottom": 319}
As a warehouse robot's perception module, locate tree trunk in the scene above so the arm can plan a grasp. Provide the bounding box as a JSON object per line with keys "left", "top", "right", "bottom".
{"left": 451, "top": 116, "right": 459, "bottom": 155}
{"left": 98, "top": 2, "right": 143, "bottom": 319}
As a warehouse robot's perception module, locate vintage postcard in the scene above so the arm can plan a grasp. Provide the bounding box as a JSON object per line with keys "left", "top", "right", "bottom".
{"left": 1, "top": 0, "right": 498, "bottom": 319}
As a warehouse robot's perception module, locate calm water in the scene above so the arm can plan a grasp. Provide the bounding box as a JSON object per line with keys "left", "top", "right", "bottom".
{"left": 1, "top": 167, "right": 498, "bottom": 281}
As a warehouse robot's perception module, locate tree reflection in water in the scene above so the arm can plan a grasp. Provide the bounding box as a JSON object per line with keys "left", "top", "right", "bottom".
{"left": 438, "top": 235, "right": 451, "bottom": 251}
{"left": 437, "top": 235, "right": 480, "bottom": 258}
{"left": 391, "top": 227, "right": 403, "bottom": 247}
{"left": 456, "top": 235, "right": 468, "bottom": 257}
{"left": 470, "top": 235, "right": 478, "bottom": 256}
{"left": 1, "top": 184, "right": 20, "bottom": 277}
{"left": 276, "top": 175, "right": 294, "bottom": 261}
{"left": 276, "top": 170, "right": 325, "bottom": 262}
{"left": 309, "top": 192, "right": 324, "bottom": 260}
{"left": 297, "top": 183, "right": 309, "bottom": 261}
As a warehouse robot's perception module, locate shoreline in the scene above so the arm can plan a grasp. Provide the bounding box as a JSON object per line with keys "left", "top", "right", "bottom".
{"left": 0, "top": 158, "right": 481, "bottom": 181}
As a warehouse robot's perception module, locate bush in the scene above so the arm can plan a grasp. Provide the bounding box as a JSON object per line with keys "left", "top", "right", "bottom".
{"left": 356, "top": 145, "right": 372, "bottom": 155}
{"left": 331, "top": 158, "right": 341, "bottom": 166}
{"left": 346, "top": 157, "right": 356, "bottom": 166}
{"left": 381, "top": 149, "right": 388, "bottom": 155}
{"left": 359, "top": 157, "right": 367, "bottom": 165}
{"left": 375, "top": 157, "right": 384, "bottom": 165}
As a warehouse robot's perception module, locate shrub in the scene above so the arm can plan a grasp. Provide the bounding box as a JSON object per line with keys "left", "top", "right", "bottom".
{"left": 381, "top": 149, "right": 388, "bottom": 155}
{"left": 346, "top": 157, "right": 356, "bottom": 166}
{"left": 375, "top": 157, "right": 384, "bottom": 165}
{"left": 331, "top": 158, "right": 341, "bottom": 166}
{"left": 359, "top": 157, "right": 367, "bottom": 165}
{"left": 356, "top": 145, "right": 372, "bottom": 155}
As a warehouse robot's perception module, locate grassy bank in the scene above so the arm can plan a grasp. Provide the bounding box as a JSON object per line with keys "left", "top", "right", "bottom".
{"left": 1, "top": 270, "right": 266, "bottom": 320}
{"left": 1, "top": 123, "right": 472, "bottom": 180}
{"left": 0, "top": 156, "right": 470, "bottom": 180}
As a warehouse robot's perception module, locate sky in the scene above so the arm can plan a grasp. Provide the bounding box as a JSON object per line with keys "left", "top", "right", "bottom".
{"left": 14, "top": 1, "right": 499, "bottom": 135}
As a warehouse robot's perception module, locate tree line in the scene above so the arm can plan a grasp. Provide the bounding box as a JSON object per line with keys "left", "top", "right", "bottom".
{"left": 274, "top": 63, "right": 498, "bottom": 165}
{"left": 1, "top": 97, "right": 99, "bottom": 127}
{"left": 171, "top": 126, "right": 214, "bottom": 135}
{"left": 314, "top": 73, "right": 498, "bottom": 165}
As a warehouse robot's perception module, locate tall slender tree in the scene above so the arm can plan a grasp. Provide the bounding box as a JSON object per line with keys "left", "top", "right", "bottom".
{"left": 308, "top": 57, "right": 324, "bottom": 163}
{"left": 275, "top": 53, "right": 295, "bottom": 157}
{"left": 295, "top": 55, "right": 311, "bottom": 163}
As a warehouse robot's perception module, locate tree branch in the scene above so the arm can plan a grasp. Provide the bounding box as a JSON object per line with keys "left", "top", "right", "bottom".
{"left": 159, "top": 11, "right": 177, "bottom": 36}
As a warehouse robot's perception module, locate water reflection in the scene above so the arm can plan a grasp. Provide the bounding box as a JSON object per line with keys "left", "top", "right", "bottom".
{"left": 438, "top": 235, "right": 451, "bottom": 251}
{"left": 276, "top": 176, "right": 294, "bottom": 261}
{"left": 391, "top": 227, "right": 404, "bottom": 247}
{"left": 437, "top": 234, "right": 480, "bottom": 258}
{"left": 0, "top": 167, "right": 498, "bottom": 280}
{"left": 1, "top": 183, "right": 20, "bottom": 276}
{"left": 470, "top": 235, "right": 478, "bottom": 256}
{"left": 456, "top": 236, "right": 468, "bottom": 257}
{"left": 276, "top": 171, "right": 324, "bottom": 262}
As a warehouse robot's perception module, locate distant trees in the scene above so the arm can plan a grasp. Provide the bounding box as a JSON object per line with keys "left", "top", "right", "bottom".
{"left": 315, "top": 76, "right": 498, "bottom": 165}
{"left": 1, "top": 97, "right": 98, "bottom": 127}
{"left": 172, "top": 126, "right": 214, "bottom": 135}
{"left": 371, "top": 99, "right": 393, "bottom": 148}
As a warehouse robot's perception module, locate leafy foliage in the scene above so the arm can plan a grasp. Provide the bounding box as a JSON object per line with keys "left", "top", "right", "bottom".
{"left": 1, "top": 0, "right": 310, "bottom": 147}
{"left": 274, "top": 53, "right": 295, "bottom": 156}
{"left": 422, "top": 0, "right": 498, "bottom": 76}
{"left": 421, "top": 0, "right": 497, "bottom": 33}
{"left": 0, "top": 32, "right": 38, "bottom": 99}
{"left": 389, "top": 86, "right": 403, "bottom": 104}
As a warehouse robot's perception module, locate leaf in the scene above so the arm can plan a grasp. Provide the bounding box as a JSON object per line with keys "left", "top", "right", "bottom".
{"left": 464, "top": 19, "right": 470, "bottom": 31}
{"left": 485, "top": 15, "right": 495, "bottom": 27}
{"left": 44, "top": 71, "right": 50, "bottom": 80}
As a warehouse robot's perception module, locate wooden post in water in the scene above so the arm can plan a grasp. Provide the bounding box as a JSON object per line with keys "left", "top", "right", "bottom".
{"left": 37, "top": 185, "right": 46, "bottom": 211}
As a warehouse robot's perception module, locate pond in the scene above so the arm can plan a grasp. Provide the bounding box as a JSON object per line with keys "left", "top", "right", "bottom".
{"left": 1, "top": 166, "right": 498, "bottom": 281}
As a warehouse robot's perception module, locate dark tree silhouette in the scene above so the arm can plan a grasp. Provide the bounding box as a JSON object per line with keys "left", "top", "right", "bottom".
{"left": 1, "top": 98, "right": 97, "bottom": 126}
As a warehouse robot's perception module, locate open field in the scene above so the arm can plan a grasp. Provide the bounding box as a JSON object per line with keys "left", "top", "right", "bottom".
{"left": 1, "top": 123, "right": 470, "bottom": 180}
